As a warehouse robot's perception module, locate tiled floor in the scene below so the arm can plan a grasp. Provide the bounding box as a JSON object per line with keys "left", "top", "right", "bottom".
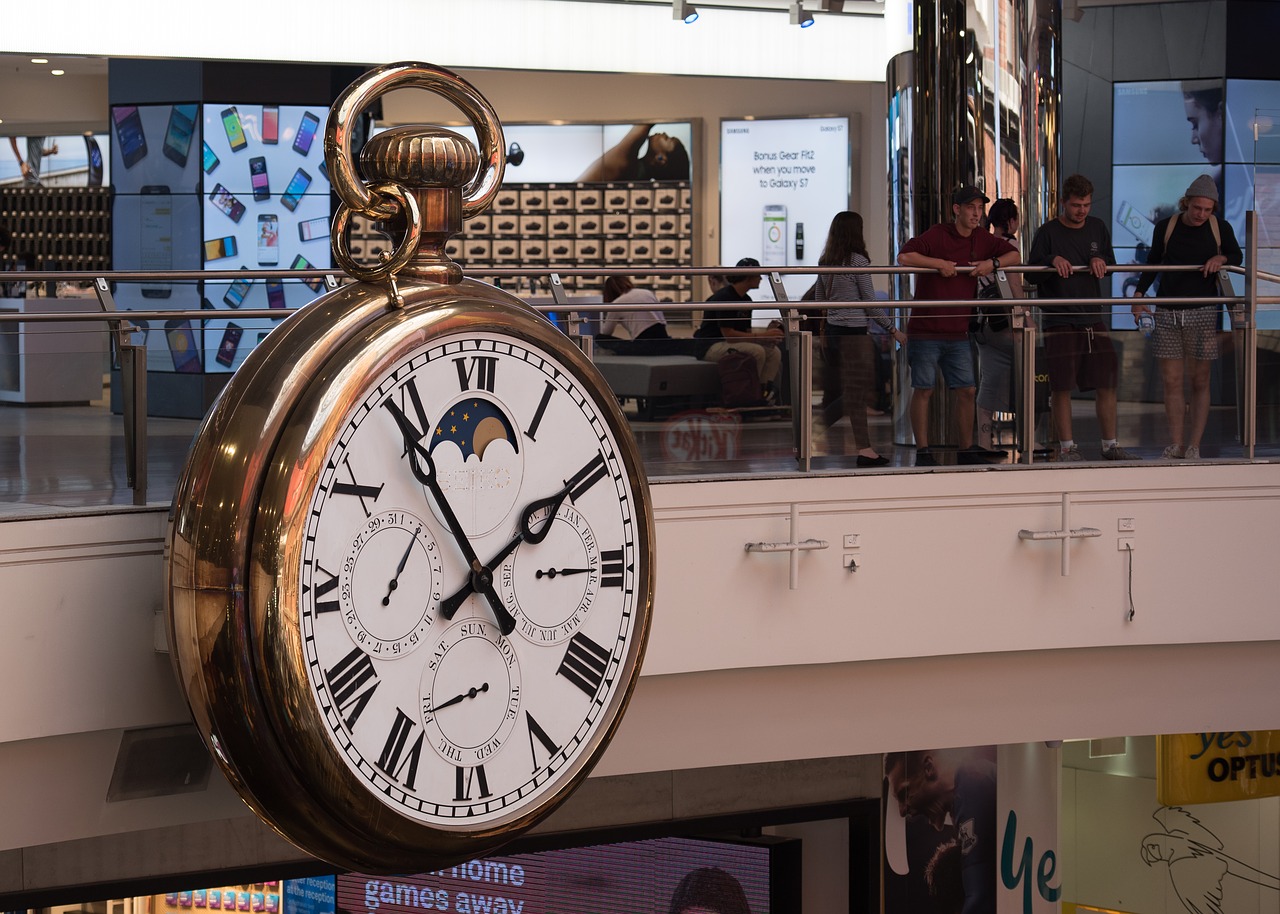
{"left": 1, "top": 378, "right": 1273, "bottom": 516}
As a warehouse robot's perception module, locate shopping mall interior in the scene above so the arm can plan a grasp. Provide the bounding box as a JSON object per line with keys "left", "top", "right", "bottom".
{"left": 2, "top": 2, "right": 1280, "bottom": 913}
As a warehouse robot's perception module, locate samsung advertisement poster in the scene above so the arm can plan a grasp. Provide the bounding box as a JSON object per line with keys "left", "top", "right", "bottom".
{"left": 718, "top": 116, "right": 850, "bottom": 302}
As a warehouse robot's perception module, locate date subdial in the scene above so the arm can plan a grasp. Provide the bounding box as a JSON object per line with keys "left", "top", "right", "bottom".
{"left": 341, "top": 509, "right": 443, "bottom": 657}
{"left": 500, "top": 502, "right": 600, "bottom": 645}
{"left": 421, "top": 618, "right": 521, "bottom": 767}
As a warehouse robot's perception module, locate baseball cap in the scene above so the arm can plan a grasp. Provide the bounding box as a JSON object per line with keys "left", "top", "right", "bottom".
{"left": 952, "top": 185, "right": 990, "bottom": 206}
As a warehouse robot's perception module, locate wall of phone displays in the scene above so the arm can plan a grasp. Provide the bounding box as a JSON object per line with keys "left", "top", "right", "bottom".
{"left": 0, "top": 187, "right": 111, "bottom": 273}
{"left": 110, "top": 102, "right": 332, "bottom": 376}
{"left": 353, "top": 180, "right": 694, "bottom": 302}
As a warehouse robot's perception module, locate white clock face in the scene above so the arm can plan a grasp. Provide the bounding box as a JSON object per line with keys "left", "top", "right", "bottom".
{"left": 297, "top": 329, "right": 643, "bottom": 828}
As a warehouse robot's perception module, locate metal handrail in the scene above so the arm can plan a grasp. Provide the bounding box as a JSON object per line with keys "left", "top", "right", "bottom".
{"left": 0, "top": 219, "right": 1270, "bottom": 504}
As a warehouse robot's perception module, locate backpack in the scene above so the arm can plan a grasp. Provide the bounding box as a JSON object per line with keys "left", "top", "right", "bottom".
{"left": 717, "top": 348, "right": 765, "bottom": 408}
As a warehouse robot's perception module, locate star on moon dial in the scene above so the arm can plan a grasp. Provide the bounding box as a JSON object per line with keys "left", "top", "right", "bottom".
{"left": 296, "top": 326, "right": 647, "bottom": 829}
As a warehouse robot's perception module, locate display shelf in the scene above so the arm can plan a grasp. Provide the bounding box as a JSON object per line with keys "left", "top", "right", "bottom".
{"left": 0, "top": 186, "right": 112, "bottom": 273}
{"left": 0, "top": 294, "right": 107, "bottom": 405}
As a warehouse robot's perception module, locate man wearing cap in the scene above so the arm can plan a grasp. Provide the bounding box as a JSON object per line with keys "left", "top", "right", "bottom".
{"left": 694, "top": 256, "right": 784, "bottom": 393}
{"left": 1130, "top": 174, "right": 1242, "bottom": 459}
{"left": 1026, "top": 173, "right": 1136, "bottom": 461}
{"left": 897, "top": 186, "right": 1019, "bottom": 466}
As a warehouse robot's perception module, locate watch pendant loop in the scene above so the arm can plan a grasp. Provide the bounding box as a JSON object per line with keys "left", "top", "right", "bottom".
{"left": 332, "top": 183, "right": 421, "bottom": 287}
{"left": 324, "top": 61, "right": 505, "bottom": 221}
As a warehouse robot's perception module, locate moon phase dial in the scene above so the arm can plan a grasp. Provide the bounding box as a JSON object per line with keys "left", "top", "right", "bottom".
{"left": 421, "top": 618, "right": 521, "bottom": 767}
{"left": 341, "top": 509, "right": 443, "bottom": 656}
{"left": 501, "top": 502, "right": 600, "bottom": 645}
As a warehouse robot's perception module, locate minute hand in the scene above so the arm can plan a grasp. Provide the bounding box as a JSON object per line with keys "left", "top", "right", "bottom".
{"left": 387, "top": 407, "right": 517, "bottom": 636}
{"left": 438, "top": 462, "right": 591, "bottom": 620}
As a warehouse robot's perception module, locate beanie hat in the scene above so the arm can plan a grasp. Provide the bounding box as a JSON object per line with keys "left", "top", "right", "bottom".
{"left": 1185, "top": 174, "right": 1219, "bottom": 203}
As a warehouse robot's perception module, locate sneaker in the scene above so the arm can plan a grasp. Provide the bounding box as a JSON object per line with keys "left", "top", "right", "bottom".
{"left": 915, "top": 448, "right": 937, "bottom": 467}
{"left": 1162, "top": 444, "right": 1186, "bottom": 459}
{"left": 1057, "top": 445, "right": 1083, "bottom": 462}
{"left": 1184, "top": 445, "right": 1200, "bottom": 460}
{"left": 1101, "top": 443, "right": 1140, "bottom": 460}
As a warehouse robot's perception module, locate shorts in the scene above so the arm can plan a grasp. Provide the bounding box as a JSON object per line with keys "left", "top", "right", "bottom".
{"left": 1152, "top": 306, "right": 1220, "bottom": 361}
{"left": 1044, "top": 323, "right": 1117, "bottom": 393}
{"left": 907, "top": 338, "right": 975, "bottom": 390}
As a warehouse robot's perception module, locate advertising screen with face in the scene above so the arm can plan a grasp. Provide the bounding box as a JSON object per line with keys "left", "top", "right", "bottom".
{"left": 199, "top": 103, "right": 333, "bottom": 371}
{"left": 718, "top": 116, "right": 851, "bottom": 304}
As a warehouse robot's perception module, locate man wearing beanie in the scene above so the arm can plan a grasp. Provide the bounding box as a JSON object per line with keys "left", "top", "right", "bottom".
{"left": 1130, "top": 174, "right": 1242, "bottom": 459}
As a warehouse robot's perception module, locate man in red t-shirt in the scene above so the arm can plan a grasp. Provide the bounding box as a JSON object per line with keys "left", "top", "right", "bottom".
{"left": 897, "top": 187, "right": 1019, "bottom": 465}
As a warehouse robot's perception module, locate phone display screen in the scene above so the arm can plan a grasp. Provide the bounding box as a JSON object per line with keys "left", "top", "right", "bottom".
{"left": 165, "top": 319, "right": 202, "bottom": 373}
{"left": 215, "top": 323, "right": 244, "bottom": 367}
{"left": 258, "top": 215, "right": 280, "bottom": 265}
{"left": 263, "top": 106, "right": 279, "bottom": 145}
{"left": 204, "top": 236, "right": 237, "bottom": 261}
{"left": 113, "top": 106, "right": 149, "bottom": 169}
{"left": 209, "top": 184, "right": 245, "bottom": 223}
{"left": 223, "top": 274, "right": 252, "bottom": 308}
{"left": 298, "top": 216, "right": 328, "bottom": 242}
{"left": 202, "top": 141, "right": 220, "bottom": 174}
{"left": 293, "top": 111, "right": 320, "bottom": 156}
{"left": 250, "top": 156, "right": 270, "bottom": 200}
{"left": 163, "top": 104, "right": 198, "bottom": 167}
{"left": 281, "top": 167, "right": 312, "bottom": 211}
{"left": 761, "top": 205, "right": 787, "bottom": 267}
{"left": 222, "top": 107, "right": 247, "bottom": 151}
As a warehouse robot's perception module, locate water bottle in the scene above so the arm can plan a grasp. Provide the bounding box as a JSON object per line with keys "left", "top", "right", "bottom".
{"left": 1137, "top": 310, "right": 1154, "bottom": 338}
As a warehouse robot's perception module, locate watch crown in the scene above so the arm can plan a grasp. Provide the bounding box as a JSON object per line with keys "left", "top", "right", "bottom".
{"left": 358, "top": 126, "right": 482, "bottom": 283}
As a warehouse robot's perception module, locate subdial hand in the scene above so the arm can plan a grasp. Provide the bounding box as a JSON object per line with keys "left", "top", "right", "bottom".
{"left": 387, "top": 408, "right": 517, "bottom": 635}
{"left": 439, "top": 477, "right": 575, "bottom": 620}
{"left": 535, "top": 567, "right": 592, "bottom": 579}
{"left": 383, "top": 525, "right": 421, "bottom": 606}
{"left": 425, "top": 683, "right": 489, "bottom": 714}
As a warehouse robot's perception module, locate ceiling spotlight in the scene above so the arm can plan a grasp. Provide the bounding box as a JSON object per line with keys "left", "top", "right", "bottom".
{"left": 672, "top": 0, "right": 699, "bottom": 23}
{"left": 30, "top": 58, "right": 48, "bottom": 64}
{"left": 790, "top": 2, "right": 815, "bottom": 27}
{"left": 50, "top": 69, "right": 65, "bottom": 76}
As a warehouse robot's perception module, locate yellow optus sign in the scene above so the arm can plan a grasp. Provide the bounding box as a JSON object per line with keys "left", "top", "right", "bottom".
{"left": 1157, "top": 732, "right": 1280, "bottom": 805}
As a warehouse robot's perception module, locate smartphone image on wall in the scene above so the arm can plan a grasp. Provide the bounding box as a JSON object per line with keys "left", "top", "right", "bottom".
{"left": 140, "top": 185, "right": 172, "bottom": 298}
{"left": 223, "top": 269, "right": 253, "bottom": 308}
{"left": 208, "top": 183, "right": 246, "bottom": 223}
{"left": 222, "top": 106, "right": 248, "bottom": 152}
{"left": 298, "top": 216, "right": 328, "bottom": 242}
{"left": 113, "top": 106, "right": 148, "bottom": 169}
{"left": 257, "top": 214, "right": 279, "bottom": 266}
{"left": 291, "top": 253, "right": 323, "bottom": 291}
{"left": 265, "top": 279, "right": 286, "bottom": 309}
{"left": 162, "top": 104, "right": 198, "bottom": 168}
{"left": 165, "top": 319, "right": 202, "bottom": 374}
{"left": 762, "top": 204, "right": 787, "bottom": 266}
{"left": 204, "top": 235, "right": 239, "bottom": 262}
{"left": 262, "top": 105, "right": 279, "bottom": 145}
{"left": 202, "top": 141, "right": 220, "bottom": 175}
{"left": 215, "top": 323, "right": 244, "bottom": 367}
{"left": 281, "top": 167, "right": 311, "bottom": 212}
{"left": 250, "top": 156, "right": 270, "bottom": 201}
{"left": 292, "top": 110, "right": 320, "bottom": 156}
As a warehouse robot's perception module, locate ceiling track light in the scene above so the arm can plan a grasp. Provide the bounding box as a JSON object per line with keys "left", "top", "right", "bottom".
{"left": 672, "top": 0, "right": 699, "bottom": 23}
{"left": 821, "top": 0, "right": 846, "bottom": 11}
{"left": 790, "top": 1, "right": 815, "bottom": 27}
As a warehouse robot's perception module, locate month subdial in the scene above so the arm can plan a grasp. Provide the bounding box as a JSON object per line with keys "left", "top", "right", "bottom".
{"left": 340, "top": 509, "right": 443, "bottom": 657}
{"left": 501, "top": 502, "right": 600, "bottom": 645}
{"left": 421, "top": 618, "right": 522, "bottom": 767}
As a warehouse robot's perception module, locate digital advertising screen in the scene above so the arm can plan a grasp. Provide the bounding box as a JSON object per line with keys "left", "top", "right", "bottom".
{"left": 718, "top": 115, "right": 851, "bottom": 302}
{"left": 200, "top": 103, "right": 333, "bottom": 372}
{"left": 339, "top": 835, "right": 777, "bottom": 914}
{"left": 0, "top": 134, "right": 108, "bottom": 187}
{"left": 109, "top": 102, "right": 206, "bottom": 370}
{"left": 401, "top": 122, "right": 695, "bottom": 185}
{"left": 1113, "top": 78, "right": 1280, "bottom": 328}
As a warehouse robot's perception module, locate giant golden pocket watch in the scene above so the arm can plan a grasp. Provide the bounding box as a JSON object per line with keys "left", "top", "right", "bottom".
{"left": 166, "top": 62, "right": 654, "bottom": 872}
